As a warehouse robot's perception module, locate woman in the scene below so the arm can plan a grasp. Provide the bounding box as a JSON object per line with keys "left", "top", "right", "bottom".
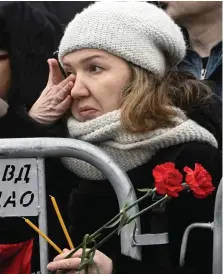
{"left": 29, "top": 2, "right": 221, "bottom": 274}
{"left": 0, "top": 2, "right": 73, "bottom": 273}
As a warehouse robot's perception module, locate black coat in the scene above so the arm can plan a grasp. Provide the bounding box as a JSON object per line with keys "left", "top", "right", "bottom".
{"left": 66, "top": 141, "right": 222, "bottom": 274}
{"left": 0, "top": 97, "right": 221, "bottom": 273}
{"left": 185, "top": 94, "right": 222, "bottom": 150}
{"left": 0, "top": 2, "right": 68, "bottom": 272}
{"left": 0, "top": 2, "right": 62, "bottom": 110}
{"left": 28, "top": 1, "right": 93, "bottom": 26}
{"left": 0, "top": 103, "right": 220, "bottom": 273}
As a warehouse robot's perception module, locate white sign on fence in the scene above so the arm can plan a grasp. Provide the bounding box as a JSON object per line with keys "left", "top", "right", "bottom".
{"left": 0, "top": 158, "right": 39, "bottom": 217}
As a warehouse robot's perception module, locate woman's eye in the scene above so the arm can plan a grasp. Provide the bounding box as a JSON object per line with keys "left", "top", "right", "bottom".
{"left": 89, "top": 65, "right": 103, "bottom": 73}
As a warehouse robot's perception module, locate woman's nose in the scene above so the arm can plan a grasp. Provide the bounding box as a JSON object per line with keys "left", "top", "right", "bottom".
{"left": 70, "top": 75, "right": 89, "bottom": 99}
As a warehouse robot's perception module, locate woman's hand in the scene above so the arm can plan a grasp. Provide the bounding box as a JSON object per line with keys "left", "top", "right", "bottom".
{"left": 29, "top": 59, "right": 75, "bottom": 125}
{"left": 47, "top": 248, "right": 113, "bottom": 274}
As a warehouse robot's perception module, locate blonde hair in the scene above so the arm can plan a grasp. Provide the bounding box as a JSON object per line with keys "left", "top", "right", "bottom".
{"left": 120, "top": 64, "right": 213, "bottom": 133}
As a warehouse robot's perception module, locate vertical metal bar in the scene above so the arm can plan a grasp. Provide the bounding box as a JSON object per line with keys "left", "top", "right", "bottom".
{"left": 37, "top": 158, "right": 48, "bottom": 274}
{"left": 179, "top": 223, "right": 213, "bottom": 267}
{"left": 213, "top": 180, "right": 222, "bottom": 274}
{"left": 180, "top": 180, "right": 222, "bottom": 273}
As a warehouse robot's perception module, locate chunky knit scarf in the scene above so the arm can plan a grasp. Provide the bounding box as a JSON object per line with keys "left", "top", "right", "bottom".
{"left": 61, "top": 109, "right": 218, "bottom": 180}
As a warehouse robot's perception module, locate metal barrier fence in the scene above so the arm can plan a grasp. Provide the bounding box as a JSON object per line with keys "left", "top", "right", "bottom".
{"left": 0, "top": 138, "right": 221, "bottom": 273}
{"left": 0, "top": 137, "right": 142, "bottom": 274}
{"left": 180, "top": 179, "right": 222, "bottom": 274}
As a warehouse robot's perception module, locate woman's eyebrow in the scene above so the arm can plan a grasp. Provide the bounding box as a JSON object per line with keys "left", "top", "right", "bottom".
{"left": 79, "top": 55, "right": 105, "bottom": 64}
{"left": 63, "top": 55, "right": 106, "bottom": 68}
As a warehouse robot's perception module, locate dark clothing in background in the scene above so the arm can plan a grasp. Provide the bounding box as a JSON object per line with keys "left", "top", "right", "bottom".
{"left": 0, "top": 1, "right": 93, "bottom": 27}
{"left": 177, "top": 31, "right": 222, "bottom": 148}
{"left": 0, "top": 2, "right": 71, "bottom": 272}
{"left": 0, "top": 1, "right": 62, "bottom": 109}
{"left": 186, "top": 94, "right": 222, "bottom": 150}
{"left": 179, "top": 41, "right": 222, "bottom": 98}
{"left": 29, "top": 1, "right": 92, "bottom": 26}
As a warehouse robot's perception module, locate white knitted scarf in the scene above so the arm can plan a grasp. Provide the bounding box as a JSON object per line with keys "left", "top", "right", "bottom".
{"left": 61, "top": 109, "right": 218, "bottom": 180}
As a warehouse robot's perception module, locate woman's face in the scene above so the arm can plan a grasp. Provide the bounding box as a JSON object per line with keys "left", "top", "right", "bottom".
{"left": 0, "top": 50, "right": 10, "bottom": 98}
{"left": 62, "top": 49, "right": 132, "bottom": 121}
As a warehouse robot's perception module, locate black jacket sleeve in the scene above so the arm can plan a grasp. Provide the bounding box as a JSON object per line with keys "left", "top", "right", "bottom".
{"left": 0, "top": 105, "right": 66, "bottom": 138}
{"left": 186, "top": 94, "right": 222, "bottom": 150}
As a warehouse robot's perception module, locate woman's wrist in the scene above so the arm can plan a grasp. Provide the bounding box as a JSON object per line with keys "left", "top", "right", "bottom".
{"left": 28, "top": 110, "right": 55, "bottom": 125}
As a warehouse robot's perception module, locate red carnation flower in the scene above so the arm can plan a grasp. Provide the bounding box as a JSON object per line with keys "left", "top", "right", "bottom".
{"left": 184, "top": 163, "right": 215, "bottom": 199}
{"left": 153, "top": 162, "right": 183, "bottom": 197}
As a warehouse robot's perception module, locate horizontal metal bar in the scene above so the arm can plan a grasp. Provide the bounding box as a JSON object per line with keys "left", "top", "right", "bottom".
{"left": 133, "top": 232, "right": 169, "bottom": 246}
{"left": 0, "top": 137, "right": 141, "bottom": 260}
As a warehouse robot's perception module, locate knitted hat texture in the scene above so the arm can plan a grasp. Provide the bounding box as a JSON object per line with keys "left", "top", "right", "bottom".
{"left": 58, "top": 2, "right": 186, "bottom": 76}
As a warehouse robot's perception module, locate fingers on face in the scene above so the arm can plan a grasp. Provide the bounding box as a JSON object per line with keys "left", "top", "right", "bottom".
{"left": 52, "top": 81, "right": 73, "bottom": 108}
{"left": 58, "top": 95, "right": 72, "bottom": 111}
{"left": 47, "top": 57, "right": 75, "bottom": 86}
{"left": 58, "top": 74, "right": 75, "bottom": 90}
{"left": 58, "top": 81, "right": 74, "bottom": 99}
{"left": 48, "top": 59, "right": 65, "bottom": 85}
{"left": 47, "top": 59, "right": 55, "bottom": 85}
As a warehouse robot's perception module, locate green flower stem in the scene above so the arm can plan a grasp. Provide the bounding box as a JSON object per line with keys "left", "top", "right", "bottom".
{"left": 50, "top": 189, "right": 158, "bottom": 274}
{"left": 85, "top": 195, "right": 169, "bottom": 260}
{"left": 59, "top": 229, "right": 120, "bottom": 274}
{"left": 88, "top": 227, "right": 119, "bottom": 256}
{"left": 90, "top": 189, "right": 154, "bottom": 240}
{"left": 72, "top": 195, "right": 170, "bottom": 274}
{"left": 64, "top": 189, "right": 154, "bottom": 260}
{"left": 127, "top": 195, "right": 168, "bottom": 223}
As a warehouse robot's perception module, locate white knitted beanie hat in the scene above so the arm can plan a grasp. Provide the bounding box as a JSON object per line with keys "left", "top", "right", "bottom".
{"left": 58, "top": 2, "right": 186, "bottom": 77}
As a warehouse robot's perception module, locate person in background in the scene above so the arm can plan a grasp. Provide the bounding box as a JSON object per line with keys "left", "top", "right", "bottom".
{"left": 0, "top": 1, "right": 93, "bottom": 28}
{"left": 161, "top": 1, "right": 222, "bottom": 97}
{"left": 25, "top": 2, "right": 221, "bottom": 274}
{"left": 0, "top": 2, "right": 72, "bottom": 273}
{"left": 158, "top": 1, "right": 222, "bottom": 150}
{"left": 0, "top": 1, "right": 63, "bottom": 138}
{"left": 29, "top": 1, "right": 93, "bottom": 27}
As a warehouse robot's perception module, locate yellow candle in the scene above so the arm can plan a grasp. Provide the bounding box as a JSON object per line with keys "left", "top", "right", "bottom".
{"left": 23, "top": 217, "right": 62, "bottom": 254}
{"left": 50, "top": 195, "right": 74, "bottom": 249}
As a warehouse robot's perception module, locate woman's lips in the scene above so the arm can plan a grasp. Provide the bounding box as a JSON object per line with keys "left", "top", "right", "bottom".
{"left": 79, "top": 108, "right": 98, "bottom": 119}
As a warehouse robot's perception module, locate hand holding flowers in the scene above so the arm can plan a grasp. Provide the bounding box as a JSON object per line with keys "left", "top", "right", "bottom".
{"left": 47, "top": 162, "right": 215, "bottom": 274}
